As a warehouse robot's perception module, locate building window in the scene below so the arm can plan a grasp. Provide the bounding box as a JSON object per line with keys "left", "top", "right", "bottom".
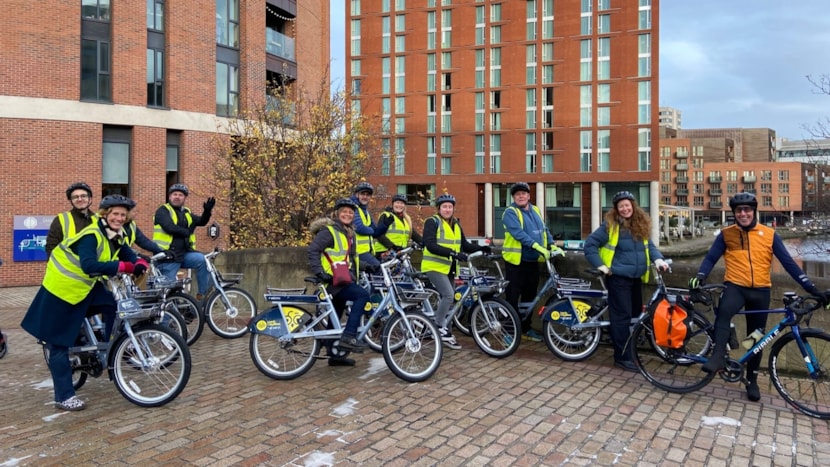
{"left": 82, "top": 0, "right": 111, "bottom": 20}
{"left": 147, "top": 0, "right": 163, "bottom": 31}
{"left": 441, "top": 156, "right": 451, "bottom": 175}
{"left": 147, "top": 48, "right": 164, "bottom": 107}
{"left": 216, "top": 62, "right": 239, "bottom": 117}
{"left": 166, "top": 131, "right": 180, "bottom": 188}
{"left": 216, "top": 0, "right": 239, "bottom": 48}
{"left": 81, "top": 39, "right": 111, "bottom": 102}
{"left": 102, "top": 126, "right": 131, "bottom": 196}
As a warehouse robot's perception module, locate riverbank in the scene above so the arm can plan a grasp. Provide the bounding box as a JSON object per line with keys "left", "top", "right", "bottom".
{"left": 658, "top": 228, "right": 807, "bottom": 258}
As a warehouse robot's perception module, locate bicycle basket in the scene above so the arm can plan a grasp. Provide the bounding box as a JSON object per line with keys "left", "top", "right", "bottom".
{"left": 218, "top": 272, "right": 244, "bottom": 286}
{"left": 117, "top": 298, "right": 159, "bottom": 319}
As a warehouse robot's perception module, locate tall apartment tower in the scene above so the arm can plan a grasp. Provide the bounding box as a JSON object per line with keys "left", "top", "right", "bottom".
{"left": 0, "top": 0, "right": 328, "bottom": 286}
{"left": 348, "top": 0, "right": 660, "bottom": 241}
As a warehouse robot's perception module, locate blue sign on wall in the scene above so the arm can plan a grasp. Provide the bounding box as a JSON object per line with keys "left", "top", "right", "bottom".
{"left": 14, "top": 215, "right": 53, "bottom": 262}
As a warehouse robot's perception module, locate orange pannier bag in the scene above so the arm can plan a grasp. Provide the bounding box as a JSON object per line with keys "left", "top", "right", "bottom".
{"left": 649, "top": 293, "right": 694, "bottom": 349}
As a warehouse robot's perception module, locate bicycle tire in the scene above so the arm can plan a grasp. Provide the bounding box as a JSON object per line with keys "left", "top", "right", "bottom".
{"left": 166, "top": 292, "right": 204, "bottom": 346}
{"left": 631, "top": 321, "right": 715, "bottom": 393}
{"left": 206, "top": 287, "right": 257, "bottom": 339}
{"left": 453, "top": 303, "right": 473, "bottom": 336}
{"left": 249, "top": 307, "right": 321, "bottom": 380}
{"left": 361, "top": 311, "right": 387, "bottom": 353}
{"left": 769, "top": 328, "right": 830, "bottom": 419}
{"left": 541, "top": 300, "right": 602, "bottom": 362}
{"left": 157, "top": 307, "right": 189, "bottom": 344}
{"left": 470, "top": 297, "right": 521, "bottom": 358}
{"left": 110, "top": 323, "right": 191, "bottom": 407}
{"left": 382, "top": 312, "right": 442, "bottom": 382}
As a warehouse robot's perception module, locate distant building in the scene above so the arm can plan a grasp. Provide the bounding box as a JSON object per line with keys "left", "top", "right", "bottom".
{"left": 0, "top": 0, "right": 329, "bottom": 286}
{"left": 347, "top": 0, "right": 661, "bottom": 242}
{"left": 658, "top": 107, "right": 682, "bottom": 130}
{"left": 776, "top": 138, "right": 830, "bottom": 163}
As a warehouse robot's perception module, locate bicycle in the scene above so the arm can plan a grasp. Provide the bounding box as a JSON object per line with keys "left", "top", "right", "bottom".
{"left": 143, "top": 251, "right": 203, "bottom": 345}
{"left": 248, "top": 251, "right": 443, "bottom": 382}
{"left": 202, "top": 248, "right": 257, "bottom": 339}
{"left": 631, "top": 274, "right": 830, "bottom": 419}
{"left": 541, "top": 260, "right": 713, "bottom": 362}
{"left": 363, "top": 248, "right": 519, "bottom": 358}
{"left": 41, "top": 273, "right": 192, "bottom": 407}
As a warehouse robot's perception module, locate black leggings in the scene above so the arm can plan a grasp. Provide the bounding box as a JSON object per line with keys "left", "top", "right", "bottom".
{"left": 715, "top": 284, "right": 770, "bottom": 381}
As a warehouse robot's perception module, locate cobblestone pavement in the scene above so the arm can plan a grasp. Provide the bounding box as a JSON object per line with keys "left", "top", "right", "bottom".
{"left": 2, "top": 286, "right": 830, "bottom": 466}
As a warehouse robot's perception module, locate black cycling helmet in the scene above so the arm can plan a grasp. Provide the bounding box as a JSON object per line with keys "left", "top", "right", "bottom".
{"left": 612, "top": 190, "right": 636, "bottom": 206}
{"left": 66, "top": 182, "right": 92, "bottom": 200}
{"left": 391, "top": 194, "right": 407, "bottom": 203}
{"left": 353, "top": 181, "right": 374, "bottom": 195}
{"left": 729, "top": 192, "right": 757, "bottom": 211}
{"left": 99, "top": 194, "right": 136, "bottom": 210}
{"left": 334, "top": 198, "right": 358, "bottom": 211}
{"left": 168, "top": 183, "right": 189, "bottom": 196}
{"left": 510, "top": 182, "right": 531, "bottom": 196}
{"left": 435, "top": 193, "right": 456, "bottom": 207}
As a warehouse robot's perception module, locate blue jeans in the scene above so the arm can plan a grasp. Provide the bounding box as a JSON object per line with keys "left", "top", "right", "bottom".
{"left": 159, "top": 252, "right": 210, "bottom": 295}
{"left": 331, "top": 283, "right": 371, "bottom": 337}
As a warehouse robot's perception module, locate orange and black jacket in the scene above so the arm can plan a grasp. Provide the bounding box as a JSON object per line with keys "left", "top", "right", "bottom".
{"left": 697, "top": 223, "right": 814, "bottom": 290}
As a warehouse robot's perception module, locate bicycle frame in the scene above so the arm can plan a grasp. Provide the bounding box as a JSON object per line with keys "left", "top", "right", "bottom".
{"left": 516, "top": 252, "right": 592, "bottom": 320}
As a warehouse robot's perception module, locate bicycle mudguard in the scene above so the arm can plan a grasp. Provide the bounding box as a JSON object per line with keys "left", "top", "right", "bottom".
{"left": 249, "top": 306, "right": 307, "bottom": 337}
{"left": 541, "top": 298, "right": 594, "bottom": 325}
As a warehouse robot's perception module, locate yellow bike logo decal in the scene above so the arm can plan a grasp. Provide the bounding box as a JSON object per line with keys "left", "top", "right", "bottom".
{"left": 255, "top": 320, "right": 267, "bottom": 331}
{"left": 573, "top": 300, "right": 592, "bottom": 323}
{"left": 364, "top": 302, "right": 373, "bottom": 312}
{"left": 283, "top": 306, "right": 305, "bottom": 332}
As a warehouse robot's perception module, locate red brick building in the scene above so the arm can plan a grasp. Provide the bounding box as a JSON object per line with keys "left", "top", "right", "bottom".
{"left": 348, "top": 0, "right": 660, "bottom": 242}
{"left": 0, "top": 0, "right": 328, "bottom": 286}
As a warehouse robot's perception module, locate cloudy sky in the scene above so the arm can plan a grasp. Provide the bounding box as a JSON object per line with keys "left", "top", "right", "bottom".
{"left": 330, "top": 1, "right": 830, "bottom": 140}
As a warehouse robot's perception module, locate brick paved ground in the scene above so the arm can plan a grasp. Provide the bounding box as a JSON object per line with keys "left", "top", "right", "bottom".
{"left": 1, "top": 286, "right": 829, "bottom": 466}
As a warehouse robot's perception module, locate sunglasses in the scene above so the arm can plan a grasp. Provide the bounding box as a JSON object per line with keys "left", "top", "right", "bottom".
{"left": 734, "top": 206, "right": 753, "bottom": 213}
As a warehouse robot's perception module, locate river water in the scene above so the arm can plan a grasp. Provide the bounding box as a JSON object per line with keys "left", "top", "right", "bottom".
{"left": 779, "top": 236, "right": 830, "bottom": 278}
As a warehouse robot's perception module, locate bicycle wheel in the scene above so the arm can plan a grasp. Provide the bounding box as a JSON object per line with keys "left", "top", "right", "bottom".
{"left": 361, "top": 312, "right": 386, "bottom": 353}
{"left": 470, "top": 297, "right": 521, "bottom": 358}
{"left": 249, "top": 307, "right": 321, "bottom": 380}
{"left": 453, "top": 303, "right": 473, "bottom": 337}
{"left": 110, "top": 323, "right": 191, "bottom": 407}
{"left": 166, "top": 292, "right": 204, "bottom": 346}
{"left": 156, "top": 307, "right": 188, "bottom": 344}
{"left": 769, "top": 329, "right": 830, "bottom": 419}
{"left": 542, "top": 300, "right": 602, "bottom": 362}
{"left": 631, "top": 321, "right": 714, "bottom": 393}
{"left": 382, "top": 312, "right": 442, "bottom": 382}
{"left": 206, "top": 287, "right": 257, "bottom": 339}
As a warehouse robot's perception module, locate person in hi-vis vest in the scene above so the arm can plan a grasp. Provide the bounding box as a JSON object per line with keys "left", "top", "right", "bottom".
{"left": 584, "top": 190, "right": 668, "bottom": 373}
{"left": 153, "top": 183, "right": 214, "bottom": 300}
{"left": 45, "top": 182, "right": 96, "bottom": 257}
{"left": 421, "top": 193, "right": 490, "bottom": 350}
{"left": 349, "top": 182, "right": 394, "bottom": 271}
{"left": 501, "top": 182, "right": 560, "bottom": 341}
{"left": 21, "top": 195, "right": 148, "bottom": 412}
{"left": 374, "top": 194, "right": 423, "bottom": 258}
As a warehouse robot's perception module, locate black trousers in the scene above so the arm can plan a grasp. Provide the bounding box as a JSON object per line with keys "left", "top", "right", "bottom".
{"left": 714, "top": 284, "right": 769, "bottom": 382}
{"left": 505, "top": 261, "right": 542, "bottom": 331}
{"left": 605, "top": 274, "right": 643, "bottom": 363}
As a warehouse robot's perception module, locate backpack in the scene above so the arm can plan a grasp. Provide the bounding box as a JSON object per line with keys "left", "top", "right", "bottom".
{"left": 649, "top": 293, "right": 694, "bottom": 349}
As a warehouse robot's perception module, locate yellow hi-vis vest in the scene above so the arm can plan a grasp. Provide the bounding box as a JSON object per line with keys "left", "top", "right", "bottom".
{"left": 421, "top": 215, "right": 461, "bottom": 274}
{"left": 355, "top": 207, "right": 375, "bottom": 255}
{"left": 321, "top": 225, "right": 358, "bottom": 275}
{"left": 502, "top": 205, "right": 548, "bottom": 265}
{"left": 374, "top": 212, "right": 412, "bottom": 254}
{"left": 598, "top": 224, "right": 650, "bottom": 282}
{"left": 43, "top": 224, "right": 123, "bottom": 305}
{"left": 153, "top": 204, "right": 195, "bottom": 250}
{"left": 58, "top": 211, "right": 96, "bottom": 240}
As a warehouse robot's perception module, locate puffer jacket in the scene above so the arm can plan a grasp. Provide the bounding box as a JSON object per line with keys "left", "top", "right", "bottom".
{"left": 584, "top": 221, "right": 663, "bottom": 279}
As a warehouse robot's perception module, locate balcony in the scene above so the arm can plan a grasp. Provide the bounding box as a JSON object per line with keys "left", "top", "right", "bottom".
{"left": 742, "top": 175, "right": 756, "bottom": 183}
{"left": 675, "top": 176, "right": 688, "bottom": 183}
{"left": 675, "top": 163, "right": 689, "bottom": 171}
{"left": 709, "top": 201, "right": 722, "bottom": 209}
{"left": 266, "top": 28, "right": 296, "bottom": 61}
{"left": 709, "top": 176, "right": 722, "bottom": 183}
{"left": 708, "top": 188, "right": 722, "bottom": 196}
{"left": 676, "top": 188, "right": 689, "bottom": 196}
{"left": 675, "top": 150, "right": 688, "bottom": 159}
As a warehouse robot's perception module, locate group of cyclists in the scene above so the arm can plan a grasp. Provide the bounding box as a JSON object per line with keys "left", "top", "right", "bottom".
{"left": 16, "top": 177, "right": 830, "bottom": 409}
{"left": 19, "top": 182, "right": 213, "bottom": 411}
